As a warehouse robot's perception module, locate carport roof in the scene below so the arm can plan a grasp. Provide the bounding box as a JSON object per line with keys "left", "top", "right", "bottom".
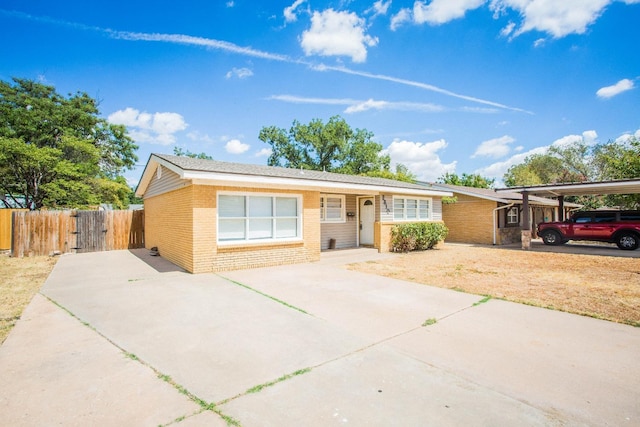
{"left": 495, "top": 179, "right": 640, "bottom": 197}
{"left": 426, "top": 183, "right": 575, "bottom": 206}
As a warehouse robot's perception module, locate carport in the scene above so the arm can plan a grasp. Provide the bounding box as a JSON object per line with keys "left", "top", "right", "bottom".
{"left": 496, "top": 178, "right": 640, "bottom": 249}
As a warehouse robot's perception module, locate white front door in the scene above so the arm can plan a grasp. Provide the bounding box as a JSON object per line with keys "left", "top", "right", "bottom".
{"left": 359, "top": 198, "right": 375, "bottom": 245}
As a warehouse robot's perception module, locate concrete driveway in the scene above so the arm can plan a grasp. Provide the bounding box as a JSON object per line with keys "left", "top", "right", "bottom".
{"left": 1, "top": 248, "right": 639, "bottom": 426}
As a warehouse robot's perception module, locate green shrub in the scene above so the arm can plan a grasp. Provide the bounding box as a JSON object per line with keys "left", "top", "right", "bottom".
{"left": 391, "top": 222, "right": 448, "bottom": 252}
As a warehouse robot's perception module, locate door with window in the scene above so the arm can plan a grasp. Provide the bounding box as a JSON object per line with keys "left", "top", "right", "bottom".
{"left": 359, "top": 198, "right": 374, "bottom": 245}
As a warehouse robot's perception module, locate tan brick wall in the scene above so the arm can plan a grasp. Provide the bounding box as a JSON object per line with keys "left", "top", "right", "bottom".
{"left": 210, "top": 187, "right": 321, "bottom": 272}
{"left": 442, "top": 194, "right": 496, "bottom": 244}
{"left": 144, "top": 186, "right": 195, "bottom": 272}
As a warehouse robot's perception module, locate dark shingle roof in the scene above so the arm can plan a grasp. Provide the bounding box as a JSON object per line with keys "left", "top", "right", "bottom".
{"left": 153, "top": 153, "right": 441, "bottom": 192}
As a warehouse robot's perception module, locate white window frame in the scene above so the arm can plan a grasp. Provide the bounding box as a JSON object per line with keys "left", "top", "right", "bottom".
{"left": 320, "top": 194, "right": 346, "bottom": 223}
{"left": 392, "top": 196, "right": 432, "bottom": 221}
{"left": 217, "top": 192, "right": 303, "bottom": 245}
{"left": 506, "top": 206, "right": 519, "bottom": 225}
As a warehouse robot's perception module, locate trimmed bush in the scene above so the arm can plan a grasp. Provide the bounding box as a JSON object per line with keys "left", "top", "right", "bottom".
{"left": 391, "top": 222, "right": 448, "bottom": 252}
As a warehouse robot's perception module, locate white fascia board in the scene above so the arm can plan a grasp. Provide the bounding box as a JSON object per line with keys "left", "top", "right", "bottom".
{"left": 187, "top": 171, "right": 452, "bottom": 197}
{"left": 136, "top": 156, "right": 192, "bottom": 197}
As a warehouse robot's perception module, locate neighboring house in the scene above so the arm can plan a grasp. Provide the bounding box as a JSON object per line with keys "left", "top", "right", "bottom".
{"left": 424, "top": 183, "right": 579, "bottom": 245}
{"left": 135, "top": 154, "right": 452, "bottom": 273}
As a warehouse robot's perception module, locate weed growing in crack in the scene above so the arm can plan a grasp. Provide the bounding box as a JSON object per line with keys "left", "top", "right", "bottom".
{"left": 422, "top": 318, "right": 437, "bottom": 327}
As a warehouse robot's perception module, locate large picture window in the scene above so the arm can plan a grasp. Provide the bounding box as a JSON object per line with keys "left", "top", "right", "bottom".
{"left": 320, "top": 194, "right": 345, "bottom": 223}
{"left": 393, "top": 197, "right": 431, "bottom": 221}
{"left": 218, "top": 193, "right": 301, "bottom": 243}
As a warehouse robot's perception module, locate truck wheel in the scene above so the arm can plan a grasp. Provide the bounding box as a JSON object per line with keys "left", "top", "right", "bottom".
{"left": 541, "top": 230, "right": 563, "bottom": 246}
{"left": 615, "top": 232, "right": 639, "bottom": 250}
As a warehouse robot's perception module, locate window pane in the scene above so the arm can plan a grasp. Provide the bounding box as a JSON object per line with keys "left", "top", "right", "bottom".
{"left": 394, "top": 198, "right": 404, "bottom": 220}
{"left": 276, "top": 218, "right": 297, "bottom": 238}
{"left": 219, "top": 195, "right": 245, "bottom": 217}
{"left": 248, "top": 219, "right": 272, "bottom": 239}
{"left": 406, "top": 199, "right": 417, "bottom": 219}
{"left": 276, "top": 197, "right": 297, "bottom": 217}
{"left": 219, "top": 219, "right": 245, "bottom": 240}
{"left": 248, "top": 196, "right": 272, "bottom": 217}
{"left": 326, "top": 197, "right": 343, "bottom": 220}
{"left": 419, "top": 200, "right": 430, "bottom": 219}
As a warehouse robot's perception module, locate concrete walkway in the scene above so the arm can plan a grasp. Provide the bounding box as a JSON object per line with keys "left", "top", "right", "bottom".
{"left": 1, "top": 248, "right": 639, "bottom": 426}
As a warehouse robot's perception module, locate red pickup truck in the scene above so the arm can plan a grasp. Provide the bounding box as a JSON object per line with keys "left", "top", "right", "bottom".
{"left": 537, "top": 210, "right": 640, "bottom": 250}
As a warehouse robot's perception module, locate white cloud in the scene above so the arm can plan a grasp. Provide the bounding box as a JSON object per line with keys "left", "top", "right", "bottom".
{"left": 367, "top": 0, "right": 392, "bottom": 18}
{"left": 614, "top": 129, "right": 640, "bottom": 144}
{"left": 533, "top": 37, "right": 546, "bottom": 47}
{"left": 413, "top": 0, "right": 486, "bottom": 25}
{"left": 390, "top": 8, "right": 412, "bottom": 30}
{"left": 268, "top": 94, "right": 446, "bottom": 114}
{"left": 476, "top": 129, "right": 599, "bottom": 180}
{"left": 551, "top": 130, "right": 598, "bottom": 147}
{"left": 472, "top": 135, "right": 516, "bottom": 158}
{"left": 186, "top": 131, "right": 214, "bottom": 143}
{"left": 500, "top": 21, "right": 516, "bottom": 37}
{"left": 226, "top": 1, "right": 234, "bottom": 7}
{"left": 383, "top": 138, "right": 457, "bottom": 181}
{"left": 300, "top": 9, "right": 378, "bottom": 63}
{"left": 596, "top": 78, "right": 635, "bottom": 99}
{"left": 284, "top": 0, "right": 307, "bottom": 23}
{"left": 255, "top": 148, "right": 273, "bottom": 157}
{"left": 108, "top": 107, "right": 188, "bottom": 146}
{"left": 225, "top": 67, "right": 254, "bottom": 79}
{"left": 475, "top": 146, "right": 548, "bottom": 181}
{"left": 491, "top": 0, "right": 611, "bottom": 38}
{"left": 225, "top": 139, "right": 250, "bottom": 154}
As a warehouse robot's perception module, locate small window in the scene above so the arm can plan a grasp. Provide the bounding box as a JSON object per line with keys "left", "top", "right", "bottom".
{"left": 320, "top": 194, "right": 345, "bottom": 223}
{"left": 506, "top": 207, "right": 519, "bottom": 225}
{"left": 393, "top": 197, "right": 432, "bottom": 221}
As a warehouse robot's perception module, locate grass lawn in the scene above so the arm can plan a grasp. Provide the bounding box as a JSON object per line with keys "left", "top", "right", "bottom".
{"left": 349, "top": 244, "right": 640, "bottom": 327}
{"left": 0, "top": 254, "right": 58, "bottom": 344}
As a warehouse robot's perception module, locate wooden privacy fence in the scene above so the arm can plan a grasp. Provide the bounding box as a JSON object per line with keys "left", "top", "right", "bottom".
{"left": 0, "top": 209, "right": 28, "bottom": 250}
{"left": 10, "top": 210, "right": 145, "bottom": 257}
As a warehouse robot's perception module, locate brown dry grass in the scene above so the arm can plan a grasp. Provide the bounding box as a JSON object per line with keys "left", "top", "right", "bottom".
{"left": 0, "top": 254, "right": 58, "bottom": 344}
{"left": 349, "top": 244, "right": 640, "bottom": 326}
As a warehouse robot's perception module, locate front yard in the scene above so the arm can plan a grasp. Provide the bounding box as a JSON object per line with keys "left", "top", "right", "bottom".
{"left": 349, "top": 244, "right": 640, "bottom": 327}
{"left": 0, "top": 254, "right": 58, "bottom": 344}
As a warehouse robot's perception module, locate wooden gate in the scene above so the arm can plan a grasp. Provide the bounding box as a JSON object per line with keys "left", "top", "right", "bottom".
{"left": 74, "top": 211, "right": 107, "bottom": 253}
{"left": 11, "top": 210, "right": 144, "bottom": 257}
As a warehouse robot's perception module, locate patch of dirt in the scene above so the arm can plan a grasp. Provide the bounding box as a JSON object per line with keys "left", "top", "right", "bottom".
{"left": 348, "top": 244, "right": 640, "bottom": 326}
{"left": 0, "top": 254, "right": 58, "bottom": 344}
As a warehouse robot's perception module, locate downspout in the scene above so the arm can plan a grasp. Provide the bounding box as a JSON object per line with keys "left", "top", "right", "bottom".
{"left": 493, "top": 203, "right": 515, "bottom": 245}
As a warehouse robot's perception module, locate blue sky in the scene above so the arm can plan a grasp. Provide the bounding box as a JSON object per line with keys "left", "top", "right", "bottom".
{"left": 1, "top": 0, "right": 639, "bottom": 186}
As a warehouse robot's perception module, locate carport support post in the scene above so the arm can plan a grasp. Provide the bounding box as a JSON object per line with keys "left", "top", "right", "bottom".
{"left": 558, "top": 196, "right": 565, "bottom": 221}
{"left": 521, "top": 191, "right": 531, "bottom": 250}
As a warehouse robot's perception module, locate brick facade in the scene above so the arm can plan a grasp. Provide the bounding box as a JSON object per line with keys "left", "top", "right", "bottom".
{"left": 442, "top": 194, "right": 497, "bottom": 245}
{"left": 145, "top": 184, "right": 321, "bottom": 273}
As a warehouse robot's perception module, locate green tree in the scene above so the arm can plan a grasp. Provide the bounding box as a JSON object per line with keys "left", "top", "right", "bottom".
{"left": 503, "top": 149, "right": 588, "bottom": 188}
{"left": 364, "top": 164, "right": 417, "bottom": 183}
{"left": 593, "top": 137, "right": 640, "bottom": 208}
{"left": 0, "top": 78, "right": 138, "bottom": 209}
{"left": 173, "top": 146, "right": 213, "bottom": 160}
{"left": 438, "top": 172, "right": 495, "bottom": 188}
{"left": 259, "top": 116, "right": 390, "bottom": 175}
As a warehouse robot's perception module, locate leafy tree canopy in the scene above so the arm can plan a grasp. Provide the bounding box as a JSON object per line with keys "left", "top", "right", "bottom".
{"left": 173, "top": 146, "right": 213, "bottom": 160}
{"left": 0, "top": 78, "right": 138, "bottom": 209}
{"left": 259, "top": 116, "right": 412, "bottom": 181}
{"left": 503, "top": 138, "right": 639, "bottom": 209}
{"left": 437, "top": 172, "right": 495, "bottom": 189}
